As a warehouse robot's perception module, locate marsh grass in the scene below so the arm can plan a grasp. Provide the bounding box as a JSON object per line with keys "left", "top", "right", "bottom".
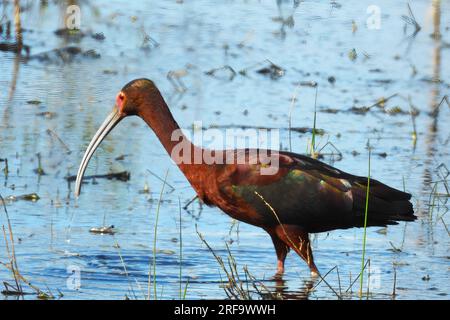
{"left": 0, "top": 193, "right": 53, "bottom": 299}
{"left": 196, "top": 226, "right": 249, "bottom": 300}
{"left": 178, "top": 198, "right": 189, "bottom": 299}
{"left": 359, "top": 142, "right": 371, "bottom": 297}
{"left": 311, "top": 257, "right": 401, "bottom": 300}
{"left": 253, "top": 191, "right": 298, "bottom": 251}
{"left": 288, "top": 82, "right": 328, "bottom": 160}
{"left": 402, "top": 3, "right": 421, "bottom": 37}
{"left": 310, "top": 266, "right": 341, "bottom": 299}
{"left": 306, "top": 92, "right": 341, "bottom": 162}
{"left": 309, "top": 85, "right": 319, "bottom": 158}
{"left": 196, "top": 226, "right": 278, "bottom": 300}
{"left": 392, "top": 266, "right": 397, "bottom": 298}
{"left": 113, "top": 238, "right": 140, "bottom": 300}
{"left": 427, "top": 164, "right": 449, "bottom": 224}
{"left": 148, "top": 169, "right": 169, "bottom": 300}
{"left": 315, "top": 140, "right": 343, "bottom": 162}
{"left": 147, "top": 169, "right": 175, "bottom": 192}
{"left": 111, "top": 170, "right": 184, "bottom": 300}
{"left": 428, "top": 182, "right": 439, "bottom": 220}
{"left": 205, "top": 65, "right": 237, "bottom": 81}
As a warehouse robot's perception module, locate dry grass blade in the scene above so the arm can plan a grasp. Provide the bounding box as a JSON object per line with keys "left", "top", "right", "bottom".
{"left": 253, "top": 191, "right": 298, "bottom": 250}
{"left": 113, "top": 238, "right": 138, "bottom": 300}
{"left": 183, "top": 195, "right": 198, "bottom": 210}
{"left": 146, "top": 169, "right": 175, "bottom": 192}
{"left": 402, "top": 3, "right": 421, "bottom": 36}
{"left": 196, "top": 226, "right": 243, "bottom": 299}
{"left": 0, "top": 193, "right": 22, "bottom": 294}
{"left": 197, "top": 225, "right": 286, "bottom": 300}
{"left": 243, "top": 266, "right": 281, "bottom": 300}
{"left": 46, "top": 129, "right": 72, "bottom": 154}
{"left": 345, "top": 259, "right": 370, "bottom": 293}
{"left": 441, "top": 217, "right": 450, "bottom": 237}
{"left": 392, "top": 265, "right": 397, "bottom": 298}
{"left": 311, "top": 266, "right": 342, "bottom": 299}
{"left": 197, "top": 225, "right": 270, "bottom": 300}
{"left": 316, "top": 141, "right": 343, "bottom": 161}
{"left": 204, "top": 65, "right": 236, "bottom": 81}
{"left": 148, "top": 169, "right": 169, "bottom": 300}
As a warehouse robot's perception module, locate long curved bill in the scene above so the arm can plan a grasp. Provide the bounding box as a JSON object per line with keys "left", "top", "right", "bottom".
{"left": 75, "top": 107, "right": 123, "bottom": 197}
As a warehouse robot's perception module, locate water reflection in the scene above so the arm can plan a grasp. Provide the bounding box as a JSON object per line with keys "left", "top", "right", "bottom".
{"left": 270, "top": 277, "right": 313, "bottom": 300}
{"left": 273, "top": 0, "right": 300, "bottom": 39}
{"left": 422, "top": 0, "right": 443, "bottom": 192}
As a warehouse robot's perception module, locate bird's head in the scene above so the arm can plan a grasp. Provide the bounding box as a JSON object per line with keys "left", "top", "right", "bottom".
{"left": 74, "top": 78, "right": 163, "bottom": 197}
{"left": 115, "top": 78, "right": 161, "bottom": 116}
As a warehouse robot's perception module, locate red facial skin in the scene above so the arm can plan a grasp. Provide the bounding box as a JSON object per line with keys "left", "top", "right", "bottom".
{"left": 116, "top": 92, "right": 125, "bottom": 113}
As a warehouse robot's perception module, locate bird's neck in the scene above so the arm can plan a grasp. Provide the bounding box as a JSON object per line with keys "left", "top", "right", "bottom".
{"left": 138, "top": 99, "right": 211, "bottom": 193}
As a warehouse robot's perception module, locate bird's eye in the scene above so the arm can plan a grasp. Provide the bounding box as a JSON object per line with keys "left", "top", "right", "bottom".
{"left": 118, "top": 93, "right": 124, "bottom": 101}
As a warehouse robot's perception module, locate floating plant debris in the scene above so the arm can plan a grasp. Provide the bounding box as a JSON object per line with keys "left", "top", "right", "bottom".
{"left": 348, "top": 106, "right": 370, "bottom": 114}
{"left": 293, "top": 80, "right": 317, "bottom": 87}
{"left": 114, "top": 154, "right": 129, "bottom": 161}
{"left": 89, "top": 225, "right": 116, "bottom": 235}
{"left": 26, "top": 100, "right": 42, "bottom": 105}
{"left": 54, "top": 28, "right": 86, "bottom": 40}
{"left": 321, "top": 108, "right": 339, "bottom": 114}
{"left": 237, "top": 59, "right": 285, "bottom": 80}
{"left": 29, "top": 46, "right": 101, "bottom": 64}
{"left": 1, "top": 193, "right": 40, "bottom": 204}
{"left": 36, "top": 111, "right": 56, "bottom": 119}
{"left": 0, "top": 42, "right": 30, "bottom": 56}
{"left": 205, "top": 65, "right": 236, "bottom": 81}
{"left": 103, "top": 69, "right": 118, "bottom": 75}
{"left": 348, "top": 48, "right": 357, "bottom": 61}
{"left": 256, "top": 61, "right": 285, "bottom": 80}
{"left": 66, "top": 171, "right": 130, "bottom": 182}
{"left": 203, "top": 124, "right": 324, "bottom": 135}
{"left": 91, "top": 32, "right": 105, "bottom": 41}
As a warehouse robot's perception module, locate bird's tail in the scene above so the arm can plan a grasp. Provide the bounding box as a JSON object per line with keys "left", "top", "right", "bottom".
{"left": 351, "top": 178, "right": 416, "bottom": 227}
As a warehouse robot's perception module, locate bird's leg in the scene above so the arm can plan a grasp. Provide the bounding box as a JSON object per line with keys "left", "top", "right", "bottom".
{"left": 301, "top": 239, "right": 320, "bottom": 278}
{"left": 274, "top": 238, "right": 289, "bottom": 277}
{"left": 266, "top": 229, "right": 289, "bottom": 278}
{"left": 274, "top": 225, "right": 320, "bottom": 277}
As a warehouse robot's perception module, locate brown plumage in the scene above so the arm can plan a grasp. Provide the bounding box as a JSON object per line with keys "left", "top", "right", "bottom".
{"left": 75, "top": 79, "right": 416, "bottom": 277}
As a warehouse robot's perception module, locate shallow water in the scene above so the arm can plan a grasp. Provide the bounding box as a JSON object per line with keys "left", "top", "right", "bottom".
{"left": 0, "top": 0, "right": 449, "bottom": 300}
